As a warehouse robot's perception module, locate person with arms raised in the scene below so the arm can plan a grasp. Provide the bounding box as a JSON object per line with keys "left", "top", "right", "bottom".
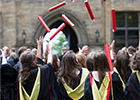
{"left": 17, "top": 42, "right": 61, "bottom": 100}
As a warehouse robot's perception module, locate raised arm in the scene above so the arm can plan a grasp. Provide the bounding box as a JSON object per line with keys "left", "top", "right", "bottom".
{"left": 46, "top": 43, "right": 54, "bottom": 64}
{"left": 110, "top": 40, "right": 115, "bottom": 60}
{"left": 36, "top": 36, "right": 44, "bottom": 59}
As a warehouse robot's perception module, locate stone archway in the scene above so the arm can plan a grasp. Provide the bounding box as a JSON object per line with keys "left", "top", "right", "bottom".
{"left": 33, "top": 9, "right": 88, "bottom": 52}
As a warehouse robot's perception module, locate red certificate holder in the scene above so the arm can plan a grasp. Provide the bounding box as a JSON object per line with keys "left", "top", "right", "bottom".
{"left": 104, "top": 44, "right": 114, "bottom": 71}
{"left": 111, "top": 8, "right": 116, "bottom": 32}
{"left": 38, "top": 16, "right": 50, "bottom": 32}
{"left": 62, "top": 14, "right": 74, "bottom": 27}
{"left": 49, "top": 23, "right": 66, "bottom": 41}
{"left": 84, "top": 0, "right": 95, "bottom": 21}
{"left": 49, "top": 1, "right": 67, "bottom": 12}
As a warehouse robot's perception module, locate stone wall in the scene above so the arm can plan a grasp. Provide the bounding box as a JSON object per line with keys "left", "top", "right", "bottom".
{"left": 0, "top": 0, "right": 140, "bottom": 51}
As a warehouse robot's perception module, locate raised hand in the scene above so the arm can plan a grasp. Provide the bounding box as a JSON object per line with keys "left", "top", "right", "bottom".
{"left": 78, "top": 47, "right": 83, "bottom": 54}
{"left": 36, "top": 36, "right": 44, "bottom": 59}
{"left": 36, "top": 36, "right": 44, "bottom": 46}
{"left": 1, "top": 48, "right": 8, "bottom": 57}
{"left": 110, "top": 40, "right": 115, "bottom": 50}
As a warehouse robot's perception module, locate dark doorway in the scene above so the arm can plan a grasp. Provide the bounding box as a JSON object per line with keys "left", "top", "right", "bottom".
{"left": 44, "top": 20, "right": 79, "bottom": 53}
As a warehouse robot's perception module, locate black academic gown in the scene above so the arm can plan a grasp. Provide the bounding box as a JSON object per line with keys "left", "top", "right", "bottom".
{"left": 1, "top": 63, "right": 18, "bottom": 100}
{"left": 125, "top": 72, "right": 140, "bottom": 100}
{"left": 17, "top": 63, "right": 61, "bottom": 100}
{"left": 84, "top": 72, "right": 125, "bottom": 100}
{"left": 58, "top": 82, "right": 84, "bottom": 100}
{"left": 58, "top": 68, "right": 85, "bottom": 100}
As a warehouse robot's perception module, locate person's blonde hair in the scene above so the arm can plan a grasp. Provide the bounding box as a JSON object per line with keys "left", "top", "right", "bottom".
{"left": 10, "top": 52, "right": 16, "bottom": 61}
{"left": 76, "top": 53, "right": 86, "bottom": 68}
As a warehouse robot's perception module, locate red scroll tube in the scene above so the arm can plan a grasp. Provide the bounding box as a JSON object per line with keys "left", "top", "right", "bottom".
{"left": 49, "top": 1, "right": 67, "bottom": 12}
{"left": 49, "top": 23, "right": 66, "bottom": 41}
{"left": 111, "top": 8, "right": 116, "bottom": 32}
{"left": 84, "top": 0, "right": 95, "bottom": 21}
{"left": 62, "top": 14, "right": 74, "bottom": 27}
{"left": 38, "top": 16, "right": 50, "bottom": 32}
{"left": 104, "top": 44, "right": 114, "bottom": 71}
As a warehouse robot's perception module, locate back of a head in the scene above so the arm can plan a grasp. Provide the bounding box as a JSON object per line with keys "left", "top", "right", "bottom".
{"left": 86, "top": 51, "right": 95, "bottom": 71}
{"left": 93, "top": 51, "right": 110, "bottom": 88}
{"left": 121, "top": 47, "right": 128, "bottom": 52}
{"left": 115, "top": 50, "right": 131, "bottom": 84}
{"left": 20, "top": 51, "right": 37, "bottom": 85}
{"left": 32, "top": 48, "right": 37, "bottom": 52}
{"left": 62, "top": 50, "right": 79, "bottom": 68}
{"left": 62, "top": 47, "right": 67, "bottom": 51}
{"left": 32, "top": 48, "right": 37, "bottom": 55}
{"left": 130, "top": 51, "right": 140, "bottom": 72}
{"left": 10, "top": 52, "right": 17, "bottom": 61}
{"left": 18, "top": 46, "right": 28, "bottom": 57}
{"left": 59, "top": 50, "right": 80, "bottom": 88}
{"left": 127, "top": 46, "right": 136, "bottom": 53}
{"left": 93, "top": 51, "right": 109, "bottom": 71}
{"left": 76, "top": 53, "right": 86, "bottom": 68}
{"left": 115, "top": 50, "right": 130, "bottom": 69}
{"left": 10, "top": 48, "right": 16, "bottom": 52}
{"left": 20, "top": 51, "right": 36, "bottom": 65}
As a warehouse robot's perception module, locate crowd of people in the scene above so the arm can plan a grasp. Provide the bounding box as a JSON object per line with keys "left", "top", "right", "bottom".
{"left": 0, "top": 37, "right": 140, "bottom": 100}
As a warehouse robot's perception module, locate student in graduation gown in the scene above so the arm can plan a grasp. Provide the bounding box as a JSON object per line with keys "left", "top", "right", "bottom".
{"left": 17, "top": 43, "right": 61, "bottom": 100}
{"left": 113, "top": 50, "right": 132, "bottom": 91}
{"left": 57, "top": 50, "right": 89, "bottom": 100}
{"left": 1, "top": 63, "right": 18, "bottom": 100}
{"left": 84, "top": 51, "right": 125, "bottom": 100}
{"left": 125, "top": 51, "right": 140, "bottom": 100}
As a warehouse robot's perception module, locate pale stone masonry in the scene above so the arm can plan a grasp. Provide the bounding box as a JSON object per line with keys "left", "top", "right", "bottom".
{"left": 0, "top": 0, "right": 140, "bottom": 51}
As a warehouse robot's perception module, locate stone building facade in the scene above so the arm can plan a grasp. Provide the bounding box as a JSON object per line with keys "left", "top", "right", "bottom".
{"left": 0, "top": 0, "right": 140, "bottom": 52}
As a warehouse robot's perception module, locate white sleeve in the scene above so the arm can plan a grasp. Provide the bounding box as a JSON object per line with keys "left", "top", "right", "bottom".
{"left": 110, "top": 49, "right": 114, "bottom": 60}
{"left": 2, "top": 56, "right": 7, "bottom": 64}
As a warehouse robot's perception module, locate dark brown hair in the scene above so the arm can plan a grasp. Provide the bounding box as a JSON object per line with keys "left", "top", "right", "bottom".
{"left": 52, "top": 54, "right": 59, "bottom": 73}
{"left": 11, "top": 48, "right": 16, "bottom": 52}
{"left": 114, "top": 50, "right": 131, "bottom": 84}
{"left": 58, "top": 50, "right": 80, "bottom": 89}
{"left": 19, "top": 51, "right": 37, "bottom": 85}
{"left": 18, "top": 46, "right": 27, "bottom": 57}
{"left": 130, "top": 51, "right": 140, "bottom": 72}
{"left": 86, "top": 51, "right": 95, "bottom": 71}
{"left": 93, "top": 51, "right": 110, "bottom": 88}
